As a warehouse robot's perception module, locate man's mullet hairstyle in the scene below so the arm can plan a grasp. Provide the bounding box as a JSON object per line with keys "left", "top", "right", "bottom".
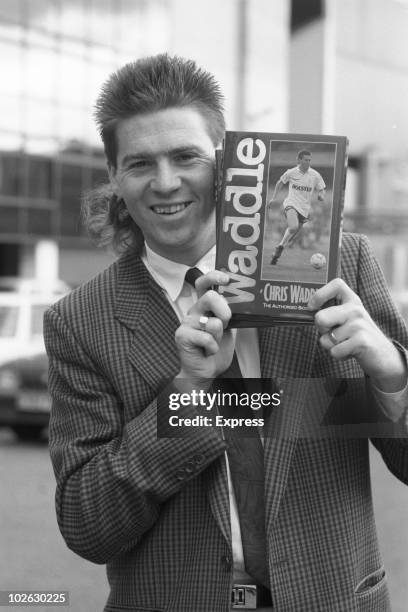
{"left": 94, "top": 53, "right": 226, "bottom": 165}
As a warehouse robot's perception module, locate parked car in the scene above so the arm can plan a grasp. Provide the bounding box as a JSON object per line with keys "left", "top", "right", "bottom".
{"left": 0, "top": 352, "right": 50, "bottom": 440}
{"left": 0, "top": 279, "right": 69, "bottom": 440}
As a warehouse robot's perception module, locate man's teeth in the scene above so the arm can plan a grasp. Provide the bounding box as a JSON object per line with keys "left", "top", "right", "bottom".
{"left": 153, "top": 202, "right": 190, "bottom": 214}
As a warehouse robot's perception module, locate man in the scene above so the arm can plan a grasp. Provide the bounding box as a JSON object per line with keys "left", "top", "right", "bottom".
{"left": 44, "top": 54, "right": 408, "bottom": 612}
{"left": 269, "top": 150, "right": 326, "bottom": 264}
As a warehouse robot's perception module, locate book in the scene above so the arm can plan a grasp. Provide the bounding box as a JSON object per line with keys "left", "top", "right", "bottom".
{"left": 215, "top": 131, "right": 348, "bottom": 327}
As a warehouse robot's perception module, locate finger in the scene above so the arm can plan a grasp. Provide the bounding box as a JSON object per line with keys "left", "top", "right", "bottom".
{"left": 319, "top": 325, "right": 347, "bottom": 351}
{"left": 175, "top": 326, "right": 219, "bottom": 357}
{"left": 308, "top": 278, "right": 361, "bottom": 311}
{"left": 314, "top": 301, "right": 365, "bottom": 334}
{"left": 196, "top": 315, "right": 224, "bottom": 344}
{"left": 195, "top": 270, "right": 230, "bottom": 298}
{"left": 320, "top": 335, "right": 360, "bottom": 362}
{"left": 189, "top": 290, "right": 231, "bottom": 328}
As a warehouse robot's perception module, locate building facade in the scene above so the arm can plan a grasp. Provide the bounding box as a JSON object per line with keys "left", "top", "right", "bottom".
{"left": 1, "top": 0, "right": 407, "bottom": 295}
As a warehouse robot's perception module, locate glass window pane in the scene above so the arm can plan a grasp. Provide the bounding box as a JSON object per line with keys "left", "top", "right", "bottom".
{"left": 0, "top": 95, "right": 22, "bottom": 132}
{"left": 27, "top": 0, "right": 60, "bottom": 33}
{"left": 118, "top": 0, "right": 146, "bottom": 52}
{"left": 25, "top": 136, "right": 58, "bottom": 156}
{"left": 88, "top": 0, "right": 114, "bottom": 45}
{"left": 25, "top": 100, "right": 56, "bottom": 138}
{"left": 0, "top": 23, "right": 24, "bottom": 43}
{"left": 87, "top": 61, "right": 112, "bottom": 107}
{"left": 0, "top": 206, "right": 19, "bottom": 233}
{"left": 89, "top": 44, "right": 115, "bottom": 67}
{"left": 57, "top": 107, "right": 86, "bottom": 147}
{"left": 26, "top": 27, "right": 55, "bottom": 49}
{"left": 27, "top": 156, "right": 53, "bottom": 199}
{"left": 83, "top": 115, "right": 101, "bottom": 150}
{"left": 0, "top": 154, "right": 24, "bottom": 196}
{"left": 142, "top": 0, "right": 169, "bottom": 54}
{"left": 25, "top": 46, "right": 57, "bottom": 99}
{"left": 60, "top": 0, "right": 86, "bottom": 38}
{"left": 0, "top": 41, "right": 22, "bottom": 96}
{"left": 59, "top": 162, "right": 83, "bottom": 236}
{"left": 57, "top": 44, "right": 87, "bottom": 106}
{"left": 27, "top": 208, "right": 52, "bottom": 236}
{"left": 0, "top": 132, "right": 24, "bottom": 151}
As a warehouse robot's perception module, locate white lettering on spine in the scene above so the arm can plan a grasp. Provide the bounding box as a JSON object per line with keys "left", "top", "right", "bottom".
{"left": 222, "top": 138, "right": 266, "bottom": 304}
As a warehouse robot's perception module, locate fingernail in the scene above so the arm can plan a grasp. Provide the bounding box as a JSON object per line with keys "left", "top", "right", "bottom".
{"left": 218, "top": 272, "right": 230, "bottom": 283}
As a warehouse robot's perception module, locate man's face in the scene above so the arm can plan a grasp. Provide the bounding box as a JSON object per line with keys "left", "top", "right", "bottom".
{"left": 298, "top": 154, "right": 311, "bottom": 172}
{"left": 109, "top": 106, "right": 216, "bottom": 264}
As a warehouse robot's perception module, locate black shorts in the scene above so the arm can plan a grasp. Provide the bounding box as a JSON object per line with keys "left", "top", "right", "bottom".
{"left": 284, "top": 205, "right": 309, "bottom": 225}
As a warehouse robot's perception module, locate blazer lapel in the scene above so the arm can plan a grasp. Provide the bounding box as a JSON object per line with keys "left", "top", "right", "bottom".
{"left": 259, "top": 324, "right": 318, "bottom": 531}
{"left": 114, "top": 253, "right": 232, "bottom": 544}
{"left": 114, "top": 253, "right": 180, "bottom": 388}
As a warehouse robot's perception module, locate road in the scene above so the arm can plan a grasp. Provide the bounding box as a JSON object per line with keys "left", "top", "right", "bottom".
{"left": 0, "top": 429, "right": 107, "bottom": 612}
{"left": 0, "top": 428, "right": 407, "bottom": 611}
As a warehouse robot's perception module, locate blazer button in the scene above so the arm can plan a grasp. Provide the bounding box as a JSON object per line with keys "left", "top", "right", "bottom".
{"left": 185, "top": 461, "right": 196, "bottom": 474}
{"left": 193, "top": 453, "right": 205, "bottom": 466}
{"left": 221, "top": 554, "right": 232, "bottom": 571}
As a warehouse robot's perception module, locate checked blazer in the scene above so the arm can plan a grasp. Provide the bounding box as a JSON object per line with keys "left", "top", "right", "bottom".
{"left": 44, "top": 233, "right": 408, "bottom": 612}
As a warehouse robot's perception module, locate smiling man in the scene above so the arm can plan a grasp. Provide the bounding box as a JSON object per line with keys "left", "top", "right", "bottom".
{"left": 44, "top": 55, "right": 408, "bottom": 612}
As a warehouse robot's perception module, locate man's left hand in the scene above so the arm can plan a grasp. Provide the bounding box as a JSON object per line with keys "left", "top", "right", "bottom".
{"left": 309, "top": 278, "right": 407, "bottom": 392}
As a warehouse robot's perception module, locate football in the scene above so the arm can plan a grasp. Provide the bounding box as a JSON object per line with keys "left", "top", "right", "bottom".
{"left": 310, "top": 253, "right": 326, "bottom": 269}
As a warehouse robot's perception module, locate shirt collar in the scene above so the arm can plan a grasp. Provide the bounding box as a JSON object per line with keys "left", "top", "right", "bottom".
{"left": 143, "top": 243, "right": 216, "bottom": 302}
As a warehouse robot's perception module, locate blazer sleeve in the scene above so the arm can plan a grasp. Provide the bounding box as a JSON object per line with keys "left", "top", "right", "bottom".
{"left": 44, "top": 305, "right": 227, "bottom": 565}
{"left": 354, "top": 234, "right": 408, "bottom": 484}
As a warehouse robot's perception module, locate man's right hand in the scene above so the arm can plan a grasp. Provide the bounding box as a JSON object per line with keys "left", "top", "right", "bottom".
{"left": 174, "top": 271, "right": 234, "bottom": 385}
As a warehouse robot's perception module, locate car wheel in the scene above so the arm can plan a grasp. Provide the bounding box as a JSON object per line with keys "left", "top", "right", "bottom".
{"left": 11, "top": 425, "right": 44, "bottom": 441}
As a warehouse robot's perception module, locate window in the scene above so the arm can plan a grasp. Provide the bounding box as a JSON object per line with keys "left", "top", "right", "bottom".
{"left": 0, "top": 41, "right": 22, "bottom": 96}
{"left": 25, "top": 45, "right": 57, "bottom": 100}
{"left": 27, "top": 156, "right": 53, "bottom": 199}
{"left": 0, "top": 155, "right": 24, "bottom": 197}
{"left": 26, "top": 0, "right": 60, "bottom": 33}
{"left": 27, "top": 208, "right": 52, "bottom": 235}
{"left": 59, "top": 161, "right": 83, "bottom": 236}
{"left": 25, "top": 100, "right": 56, "bottom": 139}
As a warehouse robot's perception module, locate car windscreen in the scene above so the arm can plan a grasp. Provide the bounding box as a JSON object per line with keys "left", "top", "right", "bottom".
{"left": 30, "top": 304, "right": 48, "bottom": 340}
{"left": 0, "top": 305, "right": 19, "bottom": 338}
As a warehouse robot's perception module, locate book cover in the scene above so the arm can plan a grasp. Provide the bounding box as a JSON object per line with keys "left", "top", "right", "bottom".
{"left": 215, "top": 131, "right": 348, "bottom": 327}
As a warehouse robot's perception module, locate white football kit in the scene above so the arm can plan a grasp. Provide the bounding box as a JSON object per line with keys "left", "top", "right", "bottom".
{"left": 280, "top": 166, "right": 325, "bottom": 218}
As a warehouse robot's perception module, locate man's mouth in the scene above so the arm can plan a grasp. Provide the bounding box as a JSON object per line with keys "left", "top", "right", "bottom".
{"left": 151, "top": 202, "right": 192, "bottom": 215}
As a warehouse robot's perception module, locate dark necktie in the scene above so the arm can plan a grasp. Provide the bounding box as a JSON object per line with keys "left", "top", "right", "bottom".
{"left": 184, "top": 266, "right": 203, "bottom": 288}
{"left": 184, "top": 268, "right": 269, "bottom": 588}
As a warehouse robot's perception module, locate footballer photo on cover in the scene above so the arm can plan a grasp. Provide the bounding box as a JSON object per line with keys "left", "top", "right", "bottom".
{"left": 261, "top": 139, "right": 338, "bottom": 285}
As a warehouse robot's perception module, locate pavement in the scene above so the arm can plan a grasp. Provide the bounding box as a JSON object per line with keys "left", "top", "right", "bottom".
{"left": 0, "top": 428, "right": 407, "bottom": 611}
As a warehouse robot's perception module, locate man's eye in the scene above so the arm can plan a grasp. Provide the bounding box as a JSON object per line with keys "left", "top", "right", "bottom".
{"left": 128, "top": 160, "right": 151, "bottom": 170}
{"left": 175, "top": 153, "right": 197, "bottom": 163}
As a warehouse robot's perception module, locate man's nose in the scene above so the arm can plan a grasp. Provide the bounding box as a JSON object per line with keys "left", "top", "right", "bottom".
{"left": 150, "top": 161, "right": 181, "bottom": 193}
